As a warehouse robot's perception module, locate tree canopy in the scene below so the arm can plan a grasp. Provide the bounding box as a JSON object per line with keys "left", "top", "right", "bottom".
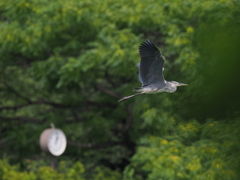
{"left": 0, "top": 0, "right": 240, "bottom": 179}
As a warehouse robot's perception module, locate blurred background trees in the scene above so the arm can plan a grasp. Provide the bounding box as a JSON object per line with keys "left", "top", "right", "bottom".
{"left": 0, "top": 0, "right": 240, "bottom": 179}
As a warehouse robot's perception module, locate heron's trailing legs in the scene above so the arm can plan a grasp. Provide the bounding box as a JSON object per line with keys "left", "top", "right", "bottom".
{"left": 118, "top": 92, "right": 146, "bottom": 102}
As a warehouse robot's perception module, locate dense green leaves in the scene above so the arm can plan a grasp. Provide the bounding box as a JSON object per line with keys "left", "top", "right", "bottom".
{"left": 0, "top": 159, "right": 121, "bottom": 180}
{"left": 125, "top": 114, "right": 240, "bottom": 179}
{"left": 0, "top": 0, "right": 240, "bottom": 179}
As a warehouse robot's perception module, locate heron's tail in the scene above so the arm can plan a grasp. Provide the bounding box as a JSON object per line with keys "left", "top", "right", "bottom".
{"left": 118, "top": 92, "right": 146, "bottom": 102}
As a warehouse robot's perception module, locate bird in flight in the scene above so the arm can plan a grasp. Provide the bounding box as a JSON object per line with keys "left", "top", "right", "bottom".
{"left": 118, "top": 40, "right": 187, "bottom": 102}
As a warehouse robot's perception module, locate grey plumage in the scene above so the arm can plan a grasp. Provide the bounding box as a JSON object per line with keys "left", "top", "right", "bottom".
{"left": 118, "top": 40, "right": 187, "bottom": 102}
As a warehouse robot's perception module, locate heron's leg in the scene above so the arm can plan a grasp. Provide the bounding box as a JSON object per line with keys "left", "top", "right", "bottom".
{"left": 118, "top": 92, "right": 146, "bottom": 102}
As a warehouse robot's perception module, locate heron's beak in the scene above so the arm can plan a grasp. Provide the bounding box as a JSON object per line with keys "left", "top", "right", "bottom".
{"left": 178, "top": 83, "right": 188, "bottom": 86}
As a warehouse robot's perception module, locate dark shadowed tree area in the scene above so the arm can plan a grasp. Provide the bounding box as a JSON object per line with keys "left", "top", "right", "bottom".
{"left": 0, "top": 0, "right": 240, "bottom": 179}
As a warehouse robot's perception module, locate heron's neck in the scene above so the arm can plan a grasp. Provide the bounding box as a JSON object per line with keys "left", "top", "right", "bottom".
{"left": 166, "top": 81, "right": 177, "bottom": 92}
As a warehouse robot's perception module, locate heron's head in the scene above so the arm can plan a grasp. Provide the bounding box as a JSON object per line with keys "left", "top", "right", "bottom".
{"left": 170, "top": 81, "right": 188, "bottom": 87}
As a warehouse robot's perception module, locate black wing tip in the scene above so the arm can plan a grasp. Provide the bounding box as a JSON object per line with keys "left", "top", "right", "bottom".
{"left": 139, "top": 39, "right": 160, "bottom": 58}
{"left": 139, "top": 39, "right": 154, "bottom": 48}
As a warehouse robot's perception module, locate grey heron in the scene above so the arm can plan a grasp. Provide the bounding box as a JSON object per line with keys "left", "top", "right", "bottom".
{"left": 118, "top": 40, "right": 187, "bottom": 102}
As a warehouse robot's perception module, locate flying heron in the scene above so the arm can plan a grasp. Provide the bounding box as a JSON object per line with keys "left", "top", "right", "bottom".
{"left": 118, "top": 40, "right": 187, "bottom": 102}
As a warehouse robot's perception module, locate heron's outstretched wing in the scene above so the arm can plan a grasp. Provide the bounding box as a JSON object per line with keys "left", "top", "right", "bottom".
{"left": 138, "top": 40, "right": 165, "bottom": 87}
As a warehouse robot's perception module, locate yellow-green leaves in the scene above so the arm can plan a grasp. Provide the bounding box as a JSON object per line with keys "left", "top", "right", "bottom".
{"left": 125, "top": 117, "right": 240, "bottom": 180}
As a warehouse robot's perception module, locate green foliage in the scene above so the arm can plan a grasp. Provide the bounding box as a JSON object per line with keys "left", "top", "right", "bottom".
{"left": 0, "top": 159, "right": 121, "bottom": 180}
{"left": 0, "top": 0, "right": 240, "bottom": 179}
{"left": 124, "top": 112, "right": 240, "bottom": 179}
{"left": 92, "top": 166, "right": 122, "bottom": 180}
{"left": 0, "top": 159, "right": 36, "bottom": 180}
